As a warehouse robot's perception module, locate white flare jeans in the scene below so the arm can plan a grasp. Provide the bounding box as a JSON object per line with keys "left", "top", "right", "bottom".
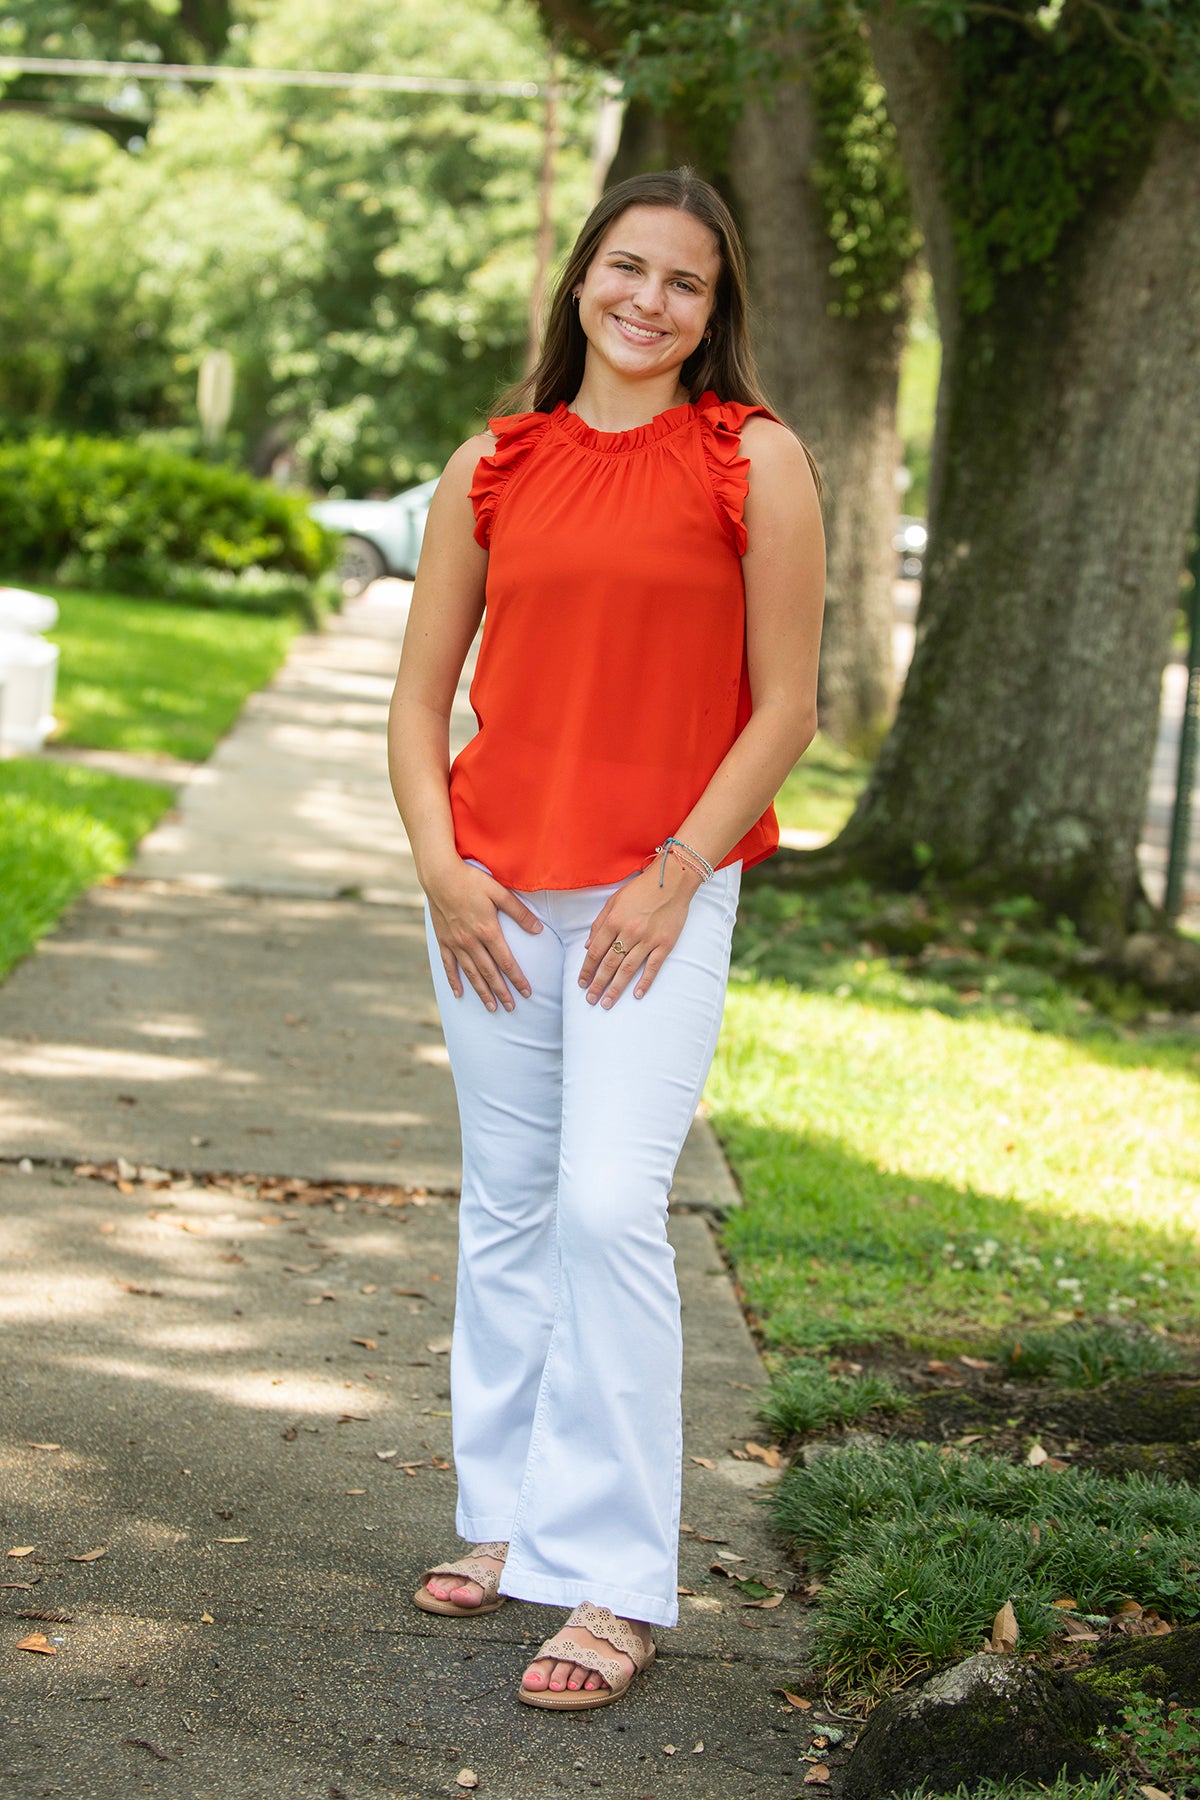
{"left": 424, "top": 863, "right": 740, "bottom": 1629}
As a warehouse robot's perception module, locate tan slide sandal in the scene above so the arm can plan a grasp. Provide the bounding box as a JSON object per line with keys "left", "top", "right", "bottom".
{"left": 413, "top": 1541, "right": 509, "bottom": 1616}
{"left": 517, "top": 1601, "right": 655, "bottom": 1710}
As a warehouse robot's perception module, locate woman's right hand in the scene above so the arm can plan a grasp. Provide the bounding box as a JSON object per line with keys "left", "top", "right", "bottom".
{"left": 425, "top": 859, "right": 543, "bottom": 1012}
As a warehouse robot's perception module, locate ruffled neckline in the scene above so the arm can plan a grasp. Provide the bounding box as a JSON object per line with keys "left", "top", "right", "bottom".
{"left": 552, "top": 391, "right": 722, "bottom": 454}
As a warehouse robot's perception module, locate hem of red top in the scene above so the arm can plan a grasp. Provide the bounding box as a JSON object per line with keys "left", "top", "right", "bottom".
{"left": 450, "top": 839, "right": 778, "bottom": 895}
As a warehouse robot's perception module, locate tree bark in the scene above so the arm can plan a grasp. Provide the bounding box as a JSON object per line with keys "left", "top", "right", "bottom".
{"left": 832, "top": 36, "right": 1200, "bottom": 940}
{"left": 733, "top": 81, "right": 906, "bottom": 749}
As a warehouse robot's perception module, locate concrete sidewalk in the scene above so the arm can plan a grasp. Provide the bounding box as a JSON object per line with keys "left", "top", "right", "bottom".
{"left": 0, "top": 593, "right": 815, "bottom": 1799}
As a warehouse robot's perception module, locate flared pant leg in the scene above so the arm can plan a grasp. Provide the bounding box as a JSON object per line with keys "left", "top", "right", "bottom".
{"left": 426, "top": 865, "right": 740, "bottom": 1630}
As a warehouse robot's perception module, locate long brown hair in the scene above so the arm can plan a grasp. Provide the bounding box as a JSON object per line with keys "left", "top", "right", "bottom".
{"left": 500, "top": 168, "right": 772, "bottom": 417}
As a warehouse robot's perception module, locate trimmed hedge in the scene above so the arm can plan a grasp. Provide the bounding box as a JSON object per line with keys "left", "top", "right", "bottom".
{"left": 0, "top": 435, "right": 338, "bottom": 612}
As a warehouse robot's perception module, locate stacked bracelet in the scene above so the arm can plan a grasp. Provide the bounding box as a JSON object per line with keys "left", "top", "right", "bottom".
{"left": 653, "top": 837, "right": 716, "bottom": 888}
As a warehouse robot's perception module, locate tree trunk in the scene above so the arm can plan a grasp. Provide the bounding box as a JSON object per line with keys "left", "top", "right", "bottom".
{"left": 732, "top": 82, "right": 906, "bottom": 750}
{"left": 833, "top": 17, "right": 1200, "bottom": 938}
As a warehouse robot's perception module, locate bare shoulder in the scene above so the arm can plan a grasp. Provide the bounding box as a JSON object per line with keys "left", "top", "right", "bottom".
{"left": 436, "top": 430, "right": 495, "bottom": 500}
{"left": 741, "top": 416, "right": 821, "bottom": 514}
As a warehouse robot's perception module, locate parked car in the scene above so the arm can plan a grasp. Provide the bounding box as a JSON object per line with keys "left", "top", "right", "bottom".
{"left": 894, "top": 514, "right": 927, "bottom": 581}
{"left": 310, "top": 476, "right": 439, "bottom": 594}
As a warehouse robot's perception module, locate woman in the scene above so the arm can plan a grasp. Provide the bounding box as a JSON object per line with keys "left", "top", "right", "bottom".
{"left": 388, "top": 167, "right": 824, "bottom": 1710}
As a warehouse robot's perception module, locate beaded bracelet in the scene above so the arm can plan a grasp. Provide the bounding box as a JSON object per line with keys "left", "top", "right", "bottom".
{"left": 652, "top": 836, "right": 716, "bottom": 888}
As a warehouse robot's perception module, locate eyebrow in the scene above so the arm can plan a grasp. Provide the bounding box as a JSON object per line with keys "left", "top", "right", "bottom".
{"left": 604, "top": 248, "right": 711, "bottom": 286}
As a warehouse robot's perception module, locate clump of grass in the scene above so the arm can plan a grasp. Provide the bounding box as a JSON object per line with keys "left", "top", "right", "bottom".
{"left": 0, "top": 760, "right": 172, "bottom": 979}
{"left": 898, "top": 1777, "right": 1126, "bottom": 1800}
{"left": 1003, "top": 1324, "right": 1182, "bottom": 1387}
{"left": 771, "top": 1442, "right": 1200, "bottom": 1696}
{"left": 758, "top": 1358, "right": 909, "bottom": 1437}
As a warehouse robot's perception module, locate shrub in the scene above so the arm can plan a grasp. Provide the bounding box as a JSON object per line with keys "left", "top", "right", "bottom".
{"left": 1001, "top": 1325, "right": 1181, "bottom": 1387}
{"left": 0, "top": 436, "right": 337, "bottom": 611}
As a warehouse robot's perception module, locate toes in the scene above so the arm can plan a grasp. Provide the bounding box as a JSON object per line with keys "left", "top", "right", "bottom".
{"left": 522, "top": 1658, "right": 550, "bottom": 1691}
{"left": 584, "top": 1671, "right": 605, "bottom": 1690}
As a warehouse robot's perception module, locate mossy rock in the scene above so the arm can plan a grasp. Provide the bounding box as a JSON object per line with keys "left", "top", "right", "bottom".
{"left": 1086, "top": 1440, "right": 1200, "bottom": 1484}
{"left": 1082, "top": 1621, "right": 1200, "bottom": 1708}
{"left": 841, "top": 1654, "right": 1109, "bottom": 1800}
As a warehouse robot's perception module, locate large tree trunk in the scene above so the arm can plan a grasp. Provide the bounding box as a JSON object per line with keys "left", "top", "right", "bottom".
{"left": 831, "top": 15, "right": 1200, "bottom": 939}
{"left": 733, "top": 83, "right": 906, "bottom": 749}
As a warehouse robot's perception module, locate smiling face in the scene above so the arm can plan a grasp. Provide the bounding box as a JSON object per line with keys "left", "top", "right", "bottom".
{"left": 572, "top": 205, "right": 722, "bottom": 394}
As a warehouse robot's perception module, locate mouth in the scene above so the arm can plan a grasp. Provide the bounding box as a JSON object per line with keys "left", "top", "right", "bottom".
{"left": 610, "top": 314, "right": 669, "bottom": 345}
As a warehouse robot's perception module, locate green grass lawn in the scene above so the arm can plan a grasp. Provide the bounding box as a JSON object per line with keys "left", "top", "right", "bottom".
{"left": 710, "top": 885, "right": 1200, "bottom": 1355}
{"left": 45, "top": 586, "right": 297, "bottom": 761}
{"left": 773, "top": 733, "right": 870, "bottom": 839}
{"left": 0, "top": 586, "right": 300, "bottom": 982}
{"left": 0, "top": 760, "right": 172, "bottom": 977}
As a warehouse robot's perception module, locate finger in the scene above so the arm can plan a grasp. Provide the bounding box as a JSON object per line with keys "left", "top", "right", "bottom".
{"left": 484, "top": 935, "right": 533, "bottom": 1000}
{"left": 469, "top": 943, "right": 518, "bottom": 1012}
{"left": 633, "top": 947, "right": 668, "bottom": 1000}
{"left": 596, "top": 950, "right": 645, "bottom": 1010}
{"left": 585, "top": 940, "right": 641, "bottom": 1006}
{"left": 494, "top": 890, "right": 545, "bottom": 937}
{"left": 438, "top": 947, "right": 464, "bottom": 1000}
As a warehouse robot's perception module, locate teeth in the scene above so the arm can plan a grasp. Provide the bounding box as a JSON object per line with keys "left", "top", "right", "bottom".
{"left": 614, "top": 316, "right": 663, "bottom": 342}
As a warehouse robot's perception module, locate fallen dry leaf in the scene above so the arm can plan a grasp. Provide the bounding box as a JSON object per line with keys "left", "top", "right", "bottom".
{"left": 744, "top": 1441, "right": 784, "bottom": 1468}
{"left": 804, "top": 1765, "right": 831, "bottom": 1785}
{"left": 957, "top": 1434, "right": 985, "bottom": 1446}
{"left": 345, "top": 1489, "right": 366, "bottom": 1496}
{"left": 778, "top": 1691, "right": 812, "bottom": 1710}
{"left": 16, "top": 1633, "right": 55, "bottom": 1654}
{"left": 959, "top": 1356, "right": 992, "bottom": 1369}
{"left": 686, "top": 1596, "right": 722, "bottom": 1612}
{"left": 393, "top": 1288, "right": 430, "bottom": 1299}
{"left": 7, "top": 1547, "right": 35, "bottom": 1559}
{"left": 1140, "top": 1786, "right": 1172, "bottom": 1800}
{"left": 990, "top": 1601, "right": 1019, "bottom": 1654}
{"left": 662, "top": 1745, "right": 677, "bottom": 1756}
{"left": 0, "top": 1582, "right": 35, "bottom": 1591}
{"left": 1045, "top": 1457, "right": 1070, "bottom": 1472}
{"left": 1027, "top": 1444, "right": 1048, "bottom": 1467}
{"left": 1060, "top": 1618, "right": 1100, "bottom": 1642}
{"left": 426, "top": 1336, "right": 452, "bottom": 1355}
{"left": 360, "top": 1284, "right": 378, "bottom": 1295}
{"left": 677, "top": 1586, "right": 697, "bottom": 1596}
{"left": 336, "top": 1414, "right": 369, "bottom": 1424}
{"left": 1030, "top": 1523, "right": 1042, "bottom": 1545}
{"left": 696, "top": 1533, "right": 729, "bottom": 1544}
{"left": 1113, "top": 1600, "right": 1143, "bottom": 1619}
{"left": 27, "top": 1443, "right": 60, "bottom": 1452}
{"left": 351, "top": 1338, "right": 377, "bottom": 1351}
{"left": 689, "top": 1456, "right": 715, "bottom": 1470}
{"left": 376, "top": 1450, "right": 398, "bottom": 1461}
{"left": 456, "top": 1775, "right": 478, "bottom": 1792}
{"left": 715, "top": 1550, "right": 748, "bottom": 1563}
{"left": 66, "top": 1548, "right": 107, "bottom": 1563}
{"left": 926, "top": 1359, "right": 956, "bottom": 1374}
{"left": 214, "top": 1537, "right": 249, "bottom": 1544}
{"left": 729, "top": 1447, "right": 750, "bottom": 1460}
{"left": 744, "top": 1592, "right": 785, "bottom": 1609}
{"left": 200, "top": 1612, "right": 214, "bottom": 1624}
{"left": 1052, "top": 1597, "right": 1079, "bottom": 1609}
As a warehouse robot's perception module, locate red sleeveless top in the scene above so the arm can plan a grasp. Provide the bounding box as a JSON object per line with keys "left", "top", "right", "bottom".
{"left": 448, "top": 390, "right": 779, "bottom": 890}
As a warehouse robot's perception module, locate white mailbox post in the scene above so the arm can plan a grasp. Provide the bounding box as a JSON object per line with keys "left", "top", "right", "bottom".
{"left": 0, "top": 629, "right": 59, "bottom": 751}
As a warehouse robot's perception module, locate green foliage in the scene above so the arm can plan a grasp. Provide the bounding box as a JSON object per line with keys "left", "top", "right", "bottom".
{"left": 0, "top": 760, "right": 172, "bottom": 981}
{"left": 773, "top": 732, "right": 871, "bottom": 838}
{"left": 1002, "top": 1325, "right": 1182, "bottom": 1387}
{"left": 807, "top": 6, "right": 920, "bottom": 317}
{"left": 771, "top": 1440, "right": 1200, "bottom": 1691}
{"left": 0, "top": 436, "right": 335, "bottom": 603}
{"left": 1094, "top": 1693, "right": 1200, "bottom": 1786}
{"left": 46, "top": 587, "right": 298, "bottom": 760}
{"left": 758, "top": 1358, "right": 909, "bottom": 1436}
{"left": 0, "top": 1, "right": 598, "bottom": 489}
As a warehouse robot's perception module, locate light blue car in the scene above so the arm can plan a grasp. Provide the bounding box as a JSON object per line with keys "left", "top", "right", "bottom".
{"left": 310, "top": 476, "right": 439, "bottom": 595}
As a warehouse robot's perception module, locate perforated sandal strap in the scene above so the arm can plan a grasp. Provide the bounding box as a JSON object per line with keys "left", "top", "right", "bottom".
{"left": 564, "top": 1603, "right": 653, "bottom": 1670}
{"left": 422, "top": 1542, "right": 508, "bottom": 1598}
{"left": 533, "top": 1632, "right": 627, "bottom": 1692}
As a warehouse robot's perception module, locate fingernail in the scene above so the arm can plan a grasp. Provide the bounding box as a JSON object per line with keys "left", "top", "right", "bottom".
{"left": 578, "top": 978, "right": 588, "bottom": 988}
{"left": 520, "top": 987, "right": 531, "bottom": 998}
{"left": 601, "top": 997, "right": 613, "bottom": 1010}
{"left": 585, "top": 993, "right": 597, "bottom": 1005}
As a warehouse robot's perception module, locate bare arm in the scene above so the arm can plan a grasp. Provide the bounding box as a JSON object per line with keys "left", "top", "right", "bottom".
{"left": 387, "top": 435, "right": 544, "bottom": 1012}
{"left": 579, "top": 417, "right": 826, "bottom": 1005}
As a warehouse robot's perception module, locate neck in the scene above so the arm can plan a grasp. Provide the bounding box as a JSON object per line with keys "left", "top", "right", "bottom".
{"left": 569, "top": 363, "right": 689, "bottom": 432}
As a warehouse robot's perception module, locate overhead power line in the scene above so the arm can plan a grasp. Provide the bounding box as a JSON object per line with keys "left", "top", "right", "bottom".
{"left": 0, "top": 54, "right": 544, "bottom": 99}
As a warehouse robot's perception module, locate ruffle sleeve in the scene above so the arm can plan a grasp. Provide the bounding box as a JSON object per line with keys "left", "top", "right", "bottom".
{"left": 469, "top": 409, "right": 553, "bottom": 550}
{"left": 696, "top": 393, "right": 780, "bottom": 558}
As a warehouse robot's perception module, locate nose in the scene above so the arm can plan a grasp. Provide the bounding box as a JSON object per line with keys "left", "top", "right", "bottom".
{"left": 631, "top": 272, "right": 667, "bottom": 314}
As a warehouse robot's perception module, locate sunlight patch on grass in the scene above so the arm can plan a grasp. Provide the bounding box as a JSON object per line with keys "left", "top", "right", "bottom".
{"left": 0, "top": 760, "right": 172, "bottom": 980}
{"left": 45, "top": 587, "right": 297, "bottom": 761}
{"left": 710, "top": 979, "right": 1200, "bottom": 1351}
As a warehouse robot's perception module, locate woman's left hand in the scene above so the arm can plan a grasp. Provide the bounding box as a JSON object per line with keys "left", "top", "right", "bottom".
{"left": 578, "top": 861, "right": 700, "bottom": 1008}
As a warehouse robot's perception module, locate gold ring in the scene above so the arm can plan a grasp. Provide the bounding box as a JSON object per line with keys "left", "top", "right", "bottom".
{"left": 612, "top": 939, "right": 627, "bottom": 956}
